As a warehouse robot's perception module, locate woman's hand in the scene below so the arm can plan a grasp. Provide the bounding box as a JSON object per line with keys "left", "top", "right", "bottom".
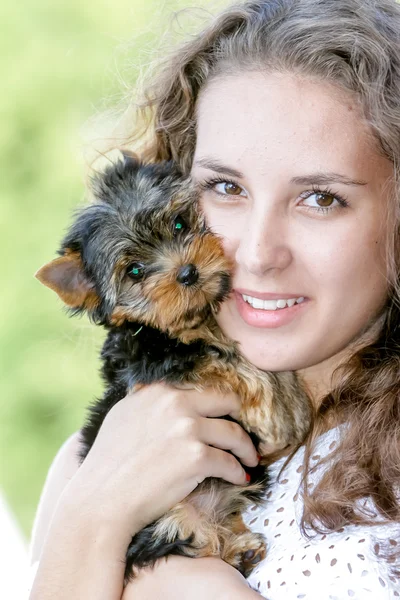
{"left": 65, "top": 383, "right": 259, "bottom": 542}
{"left": 30, "top": 383, "right": 259, "bottom": 600}
{"left": 121, "top": 556, "right": 262, "bottom": 600}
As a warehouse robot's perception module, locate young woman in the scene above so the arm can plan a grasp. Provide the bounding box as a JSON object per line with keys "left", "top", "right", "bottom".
{"left": 29, "top": 1, "right": 400, "bottom": 598}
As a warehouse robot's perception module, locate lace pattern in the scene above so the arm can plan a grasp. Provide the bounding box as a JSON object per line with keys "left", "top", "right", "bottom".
{"left": 243, "top": 428, "right": 400, "bottom": 599}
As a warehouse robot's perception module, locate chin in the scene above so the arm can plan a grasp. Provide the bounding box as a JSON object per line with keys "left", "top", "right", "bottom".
{"left": 215, "top": 304, "right": 313, "bottom": 372}
{"left": 245, "top": 351, "right": 319, "bottom": 373}
{"left": 231, "top": 339, "right": 295, "bottom": 372}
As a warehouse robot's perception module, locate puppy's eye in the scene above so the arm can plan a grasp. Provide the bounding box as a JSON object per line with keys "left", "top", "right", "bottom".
{"left": 127, "top": 262, "right": 145, "bottom": 280}
{"left": 173, "top": 216, "right": 186, "bottom": 234}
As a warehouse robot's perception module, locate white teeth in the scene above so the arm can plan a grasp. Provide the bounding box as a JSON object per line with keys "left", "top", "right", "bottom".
{"left": 252, "top": 297, "right": 264, "bottom": 309}
{"left": 263, "top": 300, "right": 278, "bottom": 310}
{"left": 242, "top": 294, "right": 305, "bottom": 311}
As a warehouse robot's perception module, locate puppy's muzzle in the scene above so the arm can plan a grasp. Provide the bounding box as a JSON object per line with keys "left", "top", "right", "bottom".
{"left": 176, "top": 264, "right": 199, "bottom": 286}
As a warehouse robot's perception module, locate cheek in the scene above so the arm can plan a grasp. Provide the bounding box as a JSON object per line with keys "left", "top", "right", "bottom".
{"left": 310, "top": 225, "right": 388, "bottom": 309}
{"left": 200, "top": 199, "right": 241, "bottom": 255}
{"left": 219, "top": 232, "right": 238, "bottom": 261}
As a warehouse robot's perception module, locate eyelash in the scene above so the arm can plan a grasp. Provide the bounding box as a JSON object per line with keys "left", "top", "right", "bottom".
{"left": 198, "top": 177, "right": 350, "bottom": 215}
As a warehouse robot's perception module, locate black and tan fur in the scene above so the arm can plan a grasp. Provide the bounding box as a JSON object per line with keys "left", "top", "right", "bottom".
{"left": 36, "top": 156, "right": 312, "bottom": 582}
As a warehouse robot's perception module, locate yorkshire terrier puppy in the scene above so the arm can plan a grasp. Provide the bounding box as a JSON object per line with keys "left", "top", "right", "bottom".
{"left": 36, "top": 156, "right": 311, "bottom": 581}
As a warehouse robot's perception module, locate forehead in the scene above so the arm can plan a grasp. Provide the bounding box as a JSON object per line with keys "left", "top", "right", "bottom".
{"left": 194, "top": 72, "right": 390, "bottom": 185}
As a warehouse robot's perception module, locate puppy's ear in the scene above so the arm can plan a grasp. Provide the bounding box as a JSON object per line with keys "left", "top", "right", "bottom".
{"left": 120, "top": 149, "right": 142, "bottom": 173}
{"left": 169, "top": 184, "right": 198, "bottom": 215}
{"left": 121, "top": 148, "right": 139, "bottom": 165}
{"left": 35, "top": 253, "right": 99, "bottom": 310}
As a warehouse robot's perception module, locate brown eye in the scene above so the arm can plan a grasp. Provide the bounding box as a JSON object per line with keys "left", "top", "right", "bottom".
{"left": 212, "top": 181, "right": 245, "bottom": 196}
{"left": 199, "top": 178, "right": 247, "bottom": 198}
{"left": 223, "top": 182, "right": 243, "bottom": 195}
{"left": 315, "top": 193, "right": 335, "bottom": 207}
{"left": 299, "top": 189, "right": 347, "bottom": 214}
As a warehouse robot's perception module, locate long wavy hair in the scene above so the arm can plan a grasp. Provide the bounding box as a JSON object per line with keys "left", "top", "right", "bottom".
{"left": 103, "top": 0, "right": 400, "bottom": 539}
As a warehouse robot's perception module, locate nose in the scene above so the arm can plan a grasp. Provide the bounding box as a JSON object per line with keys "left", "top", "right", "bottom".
{"left": 235, "top": 209, "right": 292, "bottom": 277}
{"left": 176, "top": 264, "right": 199, "bottom": 286}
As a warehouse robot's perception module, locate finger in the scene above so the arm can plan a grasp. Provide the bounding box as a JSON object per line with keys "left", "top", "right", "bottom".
{"left": 198, "top": 417, "right": 258, "bottom": 467}
{"left": 130, "top": 383, "right": 242, "bottom": 421}
{"left": 189, "top": 389, "right": 242, "bottom": 421}
{"left": 199, "top": 445, "right": 249, "bottom": 486}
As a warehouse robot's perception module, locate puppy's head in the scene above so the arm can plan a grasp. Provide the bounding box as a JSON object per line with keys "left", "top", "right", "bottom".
{"left": 36, "top": 156, "right": 232, "bottom": 337}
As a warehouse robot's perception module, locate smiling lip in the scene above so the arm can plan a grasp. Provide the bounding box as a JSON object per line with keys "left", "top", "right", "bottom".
{"left": 234, "top": 290, "right": 308, "bottom": 329}
{"left": 234, "top": 288, "right": 306, "bottom": 300}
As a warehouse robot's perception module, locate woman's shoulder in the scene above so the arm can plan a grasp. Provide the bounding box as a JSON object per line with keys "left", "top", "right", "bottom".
{"left": 29, "top": 432, "right": 82, "bottom": 564}
{"left": 243, "top": 426, "right": 400, "bottom": 598}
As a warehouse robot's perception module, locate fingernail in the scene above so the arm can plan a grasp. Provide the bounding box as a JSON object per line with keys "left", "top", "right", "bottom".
{"left": 245, "top": 473, "right": 251, "bottom": 483}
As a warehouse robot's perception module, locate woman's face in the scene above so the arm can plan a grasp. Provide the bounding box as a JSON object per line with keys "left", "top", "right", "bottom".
{"left": 191, "top": 72, "right": 393, "bottom": 375}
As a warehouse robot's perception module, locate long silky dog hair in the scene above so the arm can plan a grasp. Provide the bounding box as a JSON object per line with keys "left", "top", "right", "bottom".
{"left": 36, "top": 156, "right": 311, "bottom": 581}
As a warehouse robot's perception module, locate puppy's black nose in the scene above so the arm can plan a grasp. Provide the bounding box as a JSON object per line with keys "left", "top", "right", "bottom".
{"left": 176, "top": 264, "right": 199, "bottom": 286}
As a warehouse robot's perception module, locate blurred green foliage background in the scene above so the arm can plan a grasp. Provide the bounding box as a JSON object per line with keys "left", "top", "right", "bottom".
{"left": 1, "top": 0, "right": 220, "bottom": 539}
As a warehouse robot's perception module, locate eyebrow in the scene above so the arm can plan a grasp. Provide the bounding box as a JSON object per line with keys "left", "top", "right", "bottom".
{"left": 193, "top": 158, "right": 244, "bottom": 179}
{"left": 291, "top": 173, "right": 368, "bottom": 187}
{"left": 193, "top": 157, "right": 368, "bottom": 187}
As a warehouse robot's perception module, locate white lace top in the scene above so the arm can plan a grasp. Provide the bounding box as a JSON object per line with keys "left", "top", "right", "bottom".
{"left": 243, "top": 427, "right": 400, "bottom": 599}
